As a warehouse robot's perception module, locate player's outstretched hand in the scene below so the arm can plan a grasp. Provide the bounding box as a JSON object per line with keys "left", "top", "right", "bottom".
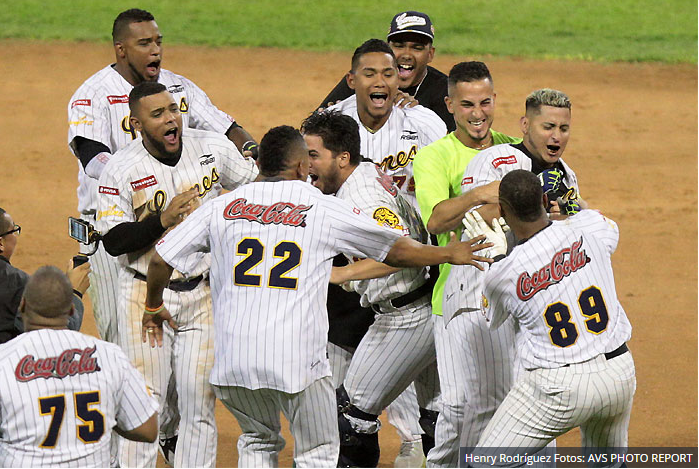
{"left": 393, "top": 91, "right": 419, "bottom": 108}
{"left": 142, "top": 308, "right": 178, "bottom": 348}
{"left": 462, "top": 212, "right": 508, "bottom": 257}
{"left": 446, "top": 232, "right": 493, "bottom": 270}
{"left": 160, "top": 188, "right": 199, "bottom": 228}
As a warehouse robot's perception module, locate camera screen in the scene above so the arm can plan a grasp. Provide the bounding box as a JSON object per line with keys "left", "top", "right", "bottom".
{"left": 69, "top": 218, "right": 89, "bottom": 243}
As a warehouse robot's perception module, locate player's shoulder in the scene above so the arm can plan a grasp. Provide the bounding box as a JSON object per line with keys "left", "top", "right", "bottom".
{"left": 158, "top": 68, "right": 194, "bottom": 86}
{"left": 471, "top": 142, "right": 528, "bottom": 168}
{"left": 426, "top": 65, "right": 448, "bottom": 81}
{"left": 328, "top": 95, "right": 357, "bottom": 114}
{"left": 182, "top": 127, "right": 231, "bottom": 144}
{"left": 71, "top": 65, "right": 123, "bottom": 100}
{"left": 400, "top": 103, "right": 443, "bottom": 124}
{"left": 557, "top": 209, "right": 617, "bottom": 232}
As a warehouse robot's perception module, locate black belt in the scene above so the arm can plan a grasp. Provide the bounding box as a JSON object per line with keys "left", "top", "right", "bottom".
{"left": 387, "top": 274, "right": 436, "bottom": 309}
{"left": 133, "top": 272, "right": 204, "bottom": 292}
{"left": 562, "top": 343, "right": 629, "bottom": 367}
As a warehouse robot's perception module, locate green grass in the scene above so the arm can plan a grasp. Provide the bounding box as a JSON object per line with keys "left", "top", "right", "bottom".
{"left": 1, "top": 0, "right": 695, "bottom": 63}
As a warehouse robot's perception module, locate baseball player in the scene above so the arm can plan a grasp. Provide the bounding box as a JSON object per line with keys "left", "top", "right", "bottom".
{"left": 412, "top": 61, "right": 519, "bottom": 467}
{"left": 95, "top": 82, "right": 258, "bottom": 468}
{"left": 471, "top": 170, "right": 635, "bottom": 464}
{"left": 439, "top": 89, "right": 582, "bottom": 464}
{"left": 327, "top": 38, "right": 447, "bottom": 464}
{"left": 320, "top": 11, "right": 454, "bottom": 132}
{"left": 329, "top": 38, "right": 447, "bottom": 212}
{"left": 67, "top": 8, "right": 257, "bottom": 463}
{"left": 301, "top": 110, "right": 440, "bottom": 467}
{"left": 141, "top": 125, "right": 491, "bottom": 467}
{"left": 0, "top": 266, "right": 158, "bottom": 468}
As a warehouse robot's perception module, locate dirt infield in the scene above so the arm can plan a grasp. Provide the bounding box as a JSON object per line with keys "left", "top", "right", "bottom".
{"left": 1, "top": 40, "right": 696, "bottom": 466}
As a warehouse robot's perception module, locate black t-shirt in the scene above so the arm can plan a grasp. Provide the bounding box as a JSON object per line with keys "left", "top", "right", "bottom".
{"left": 319, "top": 65, "right": 454, "bottom": 132}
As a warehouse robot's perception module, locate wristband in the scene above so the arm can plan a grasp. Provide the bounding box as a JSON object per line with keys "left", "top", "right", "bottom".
{"left": 241, "top": 140, "right": 259, "bottom": 160}
{"left": 144, "top": 302, "right": 165, "bottom": 315}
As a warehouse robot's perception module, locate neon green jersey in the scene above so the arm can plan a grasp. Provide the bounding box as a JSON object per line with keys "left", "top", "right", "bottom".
{"left": 413, "top": 130, "right": 520, "bottom": 315}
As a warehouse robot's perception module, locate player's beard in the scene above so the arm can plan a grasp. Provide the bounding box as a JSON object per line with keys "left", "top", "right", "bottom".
{"left": 142, "top": 129, "right": 183, "bottom": 162}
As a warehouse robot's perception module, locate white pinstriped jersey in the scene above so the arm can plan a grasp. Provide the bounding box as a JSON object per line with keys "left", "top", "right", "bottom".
{"left": 0, "top": 329, "right": 157, "bottom": 468}
{"left": 154, "top": 180, "right": 402, "bottom": 393}
{"left": 443, "top": 143, "right": 580, "bottom": 322}
{"left": 95, "top": 128, "right": 258, "bottom": 279}
{"left": 482, "top": 210, "right": 632, "bottom": 369}
{"left": 335, "top": 162, "right": 429, "bottom": 308}
{"left": 329, "top": 95, "right": 447, "bottom": 209}
{"left": 68, "top": 65, "right": 235, "bottom": 214}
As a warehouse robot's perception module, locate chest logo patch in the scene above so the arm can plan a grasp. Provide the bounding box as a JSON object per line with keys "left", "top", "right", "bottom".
{"left": 131, "top": 175, "right": 158, "bottom": 191}
{"left": 492, "top": 155, "right": 517, "bottom": 168}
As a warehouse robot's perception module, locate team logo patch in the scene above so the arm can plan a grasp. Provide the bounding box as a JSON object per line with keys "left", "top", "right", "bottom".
{"left": 461, "top": 176, "right": 473, "bottom": 186}
{"left": 199, "top": 154, "right": 215, "bottom": 166}
{"left": 107, "top": 94, "right": 129, "bottom": 105}
{"left": 168, "top": 84, "right": 184, "bottom": 93}
{"left": 179, "top": 97, "right": 188, "bottom": 113}
{"left": 130, "top": 175, "right": 158, "bottom": 191}
{"left": 15, "top": 346, "right": 101, "bottom": 382}
{"left": 492, "top": 155, "right": 517, "bottom": 168}
{"left": 99, "top": 186, "right": 119, "bottom": 195}
{"left": 517, "top": 236, "right": 590, "bottom": 301}
{"left": 373, "top": 207, "right": 403, "bottom": 231}
{"left": 223, "top": 198, "right": 311, "bottom": 227}
{"left": 71, "top": 98, "right": 91, "bottom": 108}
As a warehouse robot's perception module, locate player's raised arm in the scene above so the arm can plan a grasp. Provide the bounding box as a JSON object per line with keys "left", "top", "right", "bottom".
{"left": 384, "top": 232, "right": 492, "bottom": 269}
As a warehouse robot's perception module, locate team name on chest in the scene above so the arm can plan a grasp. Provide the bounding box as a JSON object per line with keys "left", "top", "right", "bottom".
{"left": 517, "top": 236, "right": 590, "bottom": 301}
{"left": 15, "top": 346, "right": 101, "bottom": 382}
{"left": 377, "top": 144, "right": 417, "bottom": 172}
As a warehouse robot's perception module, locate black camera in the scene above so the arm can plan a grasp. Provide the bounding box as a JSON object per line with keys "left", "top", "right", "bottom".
{"left": 68, "top": 217, "right": 101, "bottom": 245}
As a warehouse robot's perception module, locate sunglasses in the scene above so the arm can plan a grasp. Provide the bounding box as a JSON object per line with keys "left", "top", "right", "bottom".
{"left": 0, "top": 224, "right": 21, "bottom": 237}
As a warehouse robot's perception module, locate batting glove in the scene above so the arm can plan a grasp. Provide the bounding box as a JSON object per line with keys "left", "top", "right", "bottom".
{"left": 462, "top": 211, "right": 507, "bottom": 257}
{"left": 539, "top": 168, "right": 563, "bottom": 194}
{"left": 556, "top": 196, "right": 582, "bottom": 216}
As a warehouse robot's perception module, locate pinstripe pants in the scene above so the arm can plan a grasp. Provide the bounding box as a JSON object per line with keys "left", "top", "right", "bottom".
{"left": 428, "top": 312, "right": 517, "bottom": 468}
{"left": 344, "top": 297, "right": 440, "bottom": 415}
{"left": 117, "top": 275, "right": 216, "bottom": 468}
{"left": 214, "top": 377, "right": 339, "bottom": 468}
{"left": 473, "top": 352, "right": 636, "bottom": 465}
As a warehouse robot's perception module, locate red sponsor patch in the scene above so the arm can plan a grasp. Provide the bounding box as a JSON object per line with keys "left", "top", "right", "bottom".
{"left": 71, "top": 99, "right": 91, "bottom": 108}
{"left": 491, "top": 155, "right": 517, "bottom": 168}
{"left": 130, "top": 175, "right": 158, "bottom": 191}
{"left": 107, "top": 95, "right": 129, "bottom": 105}
{"left": 15, "top": 346, "right": 100, "bottom": 382}
{"left": 461, "top": 176, "right": 473, "bottom": 185}
{"left": 99, "top": 186, "right": 119, "bottom": 195}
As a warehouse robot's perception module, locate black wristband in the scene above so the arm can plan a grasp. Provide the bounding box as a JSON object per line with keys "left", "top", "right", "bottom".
{"left": 73, "top": 289, "right": 83, "bottom": 299}
{"left": 241, "top": 140, "right": 259, "bottom": 160}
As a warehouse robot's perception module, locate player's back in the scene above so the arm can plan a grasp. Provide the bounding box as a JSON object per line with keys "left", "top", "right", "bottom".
{"left": 0, "top": 330, "right": 139, "bottom": 467}
{"left": 157, "top": 179, "right": 399, "bottom": 393}
{"left": 485, "top": 210, "right": 632, "bottom": 369}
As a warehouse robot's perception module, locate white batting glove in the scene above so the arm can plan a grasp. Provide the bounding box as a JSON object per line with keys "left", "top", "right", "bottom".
{"left": 462, "top": 211, "right": 507, "bottom": 257}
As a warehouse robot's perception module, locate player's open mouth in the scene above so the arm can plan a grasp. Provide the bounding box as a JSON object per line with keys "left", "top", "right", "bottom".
{"left": 398, "top": 64, "right": 414, "bottom": 79}
{"left": 308, "top": 173, "right": 319, "bottom": 186}
{"left": 146, "top": 61, "right": 161, "bottom": 77}
{"left": 164, "top": 127, "right": 178, "bottom": 144}
{"left": 370, "top": 92, "right": 388, "bottom": 106}
{"left": 546, "top": 144, "right": 560, "bottom": 156}
{"left": 469, "top": 119, "right": 486, "bottom": 128}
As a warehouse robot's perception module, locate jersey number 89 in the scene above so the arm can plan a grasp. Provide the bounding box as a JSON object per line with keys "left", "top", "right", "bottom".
{"left": 544, "top": 286, "right": 610, "bottom": 348}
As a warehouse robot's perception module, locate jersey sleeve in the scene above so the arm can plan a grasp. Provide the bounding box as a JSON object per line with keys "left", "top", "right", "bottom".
{"left": 181, "top": 76, "right": 235, "bottom": 134}
{"left": 325, "top": 197, "right": 402, "bottom": 263}
{"left": 216, "top": 139, "right": 259, "bottom": 190}
{"left": 155, "top": 200, "right": 214, "bottom": 273}
{"left": 417, "top": 111, "right": 448, "bottom": 146}
{"left": 573, "top": 210, "right": 620, "bottom": 254}
{"left": 68, "top": 85, "right": 113, "bottom": 154}
{"left": 413, "top": 143, "right": 449, "bottom": 228}
{"left": 114, "top": 350, "right": 159, "bottom": 431}
{"left": 481, "top": 264, "right": 512, "bottom": 330}
{"left": 95, "top": 161, "right": 135, "bottom": 234}
{"left": 462, "top": 150, "right": 502, "bottom": 190}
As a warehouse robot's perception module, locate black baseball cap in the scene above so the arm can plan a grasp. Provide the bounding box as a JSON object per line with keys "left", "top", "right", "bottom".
{"left": 387, "top": 11, "right": 434, "bottom": 42}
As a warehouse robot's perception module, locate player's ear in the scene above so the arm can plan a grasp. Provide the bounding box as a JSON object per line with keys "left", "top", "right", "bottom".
{"left": 130, "top": 115, "right": 142, "bottom": 133}
{"left": 338, "top": 151, "right": 351, "bottom": 168}
{"left": 519, "top": 116, "right": 529, "bottom": 135}
{"left": 445, "top": 95, "right": 454, "bottom": 114}
{"left": 114, "top": 41, "right": 125, "bottom": 59}
{"left": 427, "top": 45, "right": 435, "bottom": 64}
{"left": 346, "top": 71, "right": 355, "bottom": 90}
{"left": 542, "top": 193, "right": 549, "bottom": 210}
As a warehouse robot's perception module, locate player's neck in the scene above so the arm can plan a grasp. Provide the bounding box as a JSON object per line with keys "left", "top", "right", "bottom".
{"left": 512, "top": 218, "right": 551, "bottom": 242}
{"left": 357, "top": 108, "right": 391, "bottom": 133}
{"left": 454, "top": 128, "right": 493, "bottom": 151}
{"left": 114, "top": 62, "right": 142, "bottom": 87}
